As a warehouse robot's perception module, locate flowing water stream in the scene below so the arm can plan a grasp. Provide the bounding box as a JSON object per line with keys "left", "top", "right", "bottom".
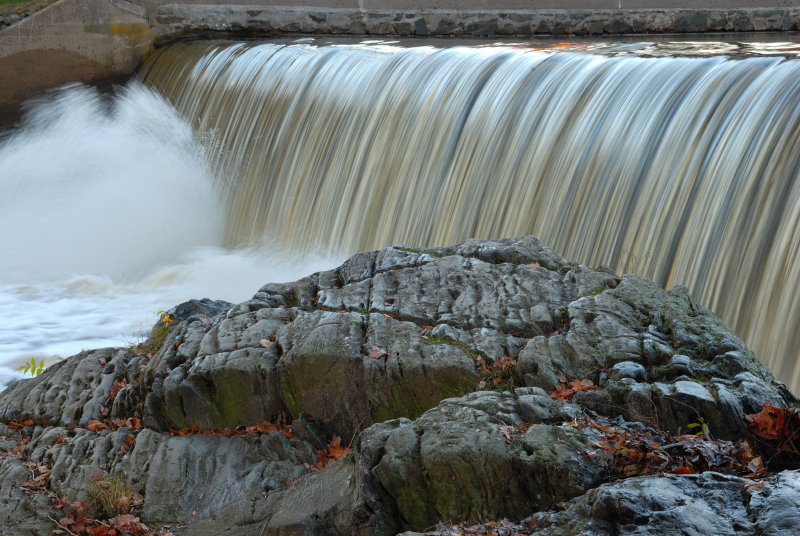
{"left": 2, "top": 38, "right": 800, "bottom": 391}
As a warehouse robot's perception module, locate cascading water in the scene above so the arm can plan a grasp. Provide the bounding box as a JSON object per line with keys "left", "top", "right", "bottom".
{"left": 135, "top": 39, "right": 800, "bottom": 391}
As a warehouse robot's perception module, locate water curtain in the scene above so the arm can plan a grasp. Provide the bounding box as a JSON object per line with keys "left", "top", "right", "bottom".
{"left": 139, "top": 41, "right": 800, "bottom": 389}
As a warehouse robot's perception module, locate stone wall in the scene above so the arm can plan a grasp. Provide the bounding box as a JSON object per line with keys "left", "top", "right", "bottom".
{"left": 149, "top": 4, "right": 800, "bottom": 39}
{"left": 1, "top": 0, "right": 799, "bottom": 125}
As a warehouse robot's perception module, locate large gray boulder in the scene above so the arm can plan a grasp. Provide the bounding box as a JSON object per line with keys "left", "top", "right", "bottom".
{"left": 137, "top": 236, "right": 618, "bottom": 441}
{"left": 0, "top": 236, "right": 795, "bottom": 535}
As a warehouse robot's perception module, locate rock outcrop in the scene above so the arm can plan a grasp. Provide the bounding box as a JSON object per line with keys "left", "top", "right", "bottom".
{"left": 0, "top": 236, "right": 797, "bottom": 535}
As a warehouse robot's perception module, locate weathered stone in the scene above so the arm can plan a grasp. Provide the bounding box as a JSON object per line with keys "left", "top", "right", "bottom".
{"left": 675, "top": 12, "right": 709, "bottom": 32}
{"left": 0, "top": 236, "right": 797, "bottom": 534}
{"left": 611, "top": 361, "right": 647, "bottom": 381}
{"left": 518, "top": 273, "right": 794, "bottom": 439}
{"left": 22, "top": 425, "right": 316, "bottom": 525}
{"left": 0, "top": 347, "right": 143, "bottom": 427}
{"left": 254, "top": 389, "right": 606, "bottom": 535}
{"left": 0, "top": 456, "right": 54, "bottom": 535}
{"left": 531, "top": 470, "right": 800, "bottom": 535}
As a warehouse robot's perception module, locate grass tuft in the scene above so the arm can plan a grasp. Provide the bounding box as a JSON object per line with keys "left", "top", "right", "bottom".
{"left": 87, "top": 473, "right": 134, "bottom": 519}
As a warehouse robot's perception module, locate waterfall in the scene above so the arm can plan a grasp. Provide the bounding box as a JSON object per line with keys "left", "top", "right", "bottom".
{"left": 138, "top": 39, "right": 800, "bottom": 390}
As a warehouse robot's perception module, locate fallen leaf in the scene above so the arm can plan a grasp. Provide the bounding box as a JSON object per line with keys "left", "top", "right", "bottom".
{"left": 86, "top": 421, "right": 108, "bottom": 433}
{"left": 8, "top": 419, "right": 34, "bottom": 430}
{"left": 746, "top": 402, "right": 785, "bottom": 441}
{"left": 368, "top": 346, "right": 388, "bottom": 358}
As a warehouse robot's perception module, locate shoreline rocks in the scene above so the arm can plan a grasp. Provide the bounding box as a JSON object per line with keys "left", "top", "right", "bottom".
{"left": 0, "top": 236, "right": 797, "bottom": 535}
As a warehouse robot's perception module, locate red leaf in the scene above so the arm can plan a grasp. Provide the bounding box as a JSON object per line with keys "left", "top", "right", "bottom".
{"left": 672, "top": 466, "right": 693, "bottom": 474}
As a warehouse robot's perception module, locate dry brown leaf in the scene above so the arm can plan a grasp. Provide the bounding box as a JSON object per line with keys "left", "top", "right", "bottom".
{"left": 368, "top": 346, "right": 388, "bottom": 358}
{"left": 327, "top": 434, "right": 350, "bottom": 460}
{"left": 86, "top": 420, "right": 108, "bottom": 433}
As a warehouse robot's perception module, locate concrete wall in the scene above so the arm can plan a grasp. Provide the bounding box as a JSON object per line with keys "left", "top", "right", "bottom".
{"left": 1, "top": 0, "right": 800, "bottom": 125}
{"left": 0, "top": 0, "right": 153, "bottom": 125}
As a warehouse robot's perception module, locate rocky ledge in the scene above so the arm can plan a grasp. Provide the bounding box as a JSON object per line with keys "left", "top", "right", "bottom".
{"left": 0, "top": 236, "right": 798, "bottom": 535}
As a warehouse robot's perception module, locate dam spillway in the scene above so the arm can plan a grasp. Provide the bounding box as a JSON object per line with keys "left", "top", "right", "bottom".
{"left": 137, "top": 38, "right": 800, "bottom": 390}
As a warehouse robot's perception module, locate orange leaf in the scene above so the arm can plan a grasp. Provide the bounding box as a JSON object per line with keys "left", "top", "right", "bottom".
{"left": 672, "top": 466, "right": 693, "bottom": 474}
{"left": 327, "top": 434, "right": 350, "bottom": 460}
{"left": 746, "top": 402, "right": 785, "bottom": 441}
{"left": 86, "top": 420, "right": 108, "bottom": 433}
{"left": 9, "top": 418, "right": 35, "bottom": 430}
{"left": 569, "top": 379, "right": 594, "bottom": 392}
{"left": 549, "top": 384, "right": 576, "bottom": 401}
{"left": 313, "top": 450, "right": 330, "bottom": 470}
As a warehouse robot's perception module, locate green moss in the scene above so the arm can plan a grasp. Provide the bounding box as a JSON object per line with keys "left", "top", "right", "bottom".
{"left": 691, "top": 372, "right": 712, "bottom": 383}
{"left": 210, "top": 371, "right": 257, "bottom": 425}
{"left": 398, "top": 247, "right": 444, "bottom": 258}
{"left": 425, "top": 335, "right": 484, "bottom": 359}
{"left": 0, "top": 0, "right": 56, "bottom": 15}
{"left": 374, "top": 405, "right": 390, "bottom": 423}
{"left": 585, "top": 287, "right": 606, "bottom": 297}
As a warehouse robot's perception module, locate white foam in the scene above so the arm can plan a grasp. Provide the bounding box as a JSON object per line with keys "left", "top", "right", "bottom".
{"left": 0, "top": 84, "right": 341, "bottom": 390}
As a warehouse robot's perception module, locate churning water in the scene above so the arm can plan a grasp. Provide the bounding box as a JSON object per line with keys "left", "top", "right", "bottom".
{"left": 0, "top": 84, "right": 339, "bottom": 389}
{"left": 3, "top": 38, "right": 800, "bottom": 392}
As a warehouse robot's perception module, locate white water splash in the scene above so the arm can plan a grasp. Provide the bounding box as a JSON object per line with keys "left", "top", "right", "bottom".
{"left": 0, "top": 84, "right": 339, "bottom": 389}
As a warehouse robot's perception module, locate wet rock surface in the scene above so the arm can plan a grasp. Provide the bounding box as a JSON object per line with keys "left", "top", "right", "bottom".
{"left": 530, "top": 470, "right": 800, "bottom": 536}
{"left": 0, "top": 236, "right": 797, "bottom": 535}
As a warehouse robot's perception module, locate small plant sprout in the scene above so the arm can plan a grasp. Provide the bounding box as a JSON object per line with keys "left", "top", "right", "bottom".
{"left": 16, "top": 357, "right": 45, "bottom": 377}
{"left": 157, "top": 310, "right": 176, "bottom": 328}
{"left": 687, "top": 417, "right": 711, "bottom": 438}
{"left": 133, "top": 310, "right": 178, "bottom": 357}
